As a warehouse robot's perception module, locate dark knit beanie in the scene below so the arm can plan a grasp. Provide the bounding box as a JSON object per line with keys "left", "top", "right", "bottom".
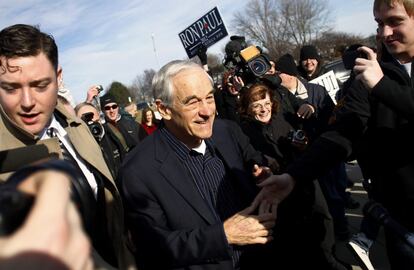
{"left": 275, "top": 53, "right": 298, "bottom": 76}
{"left": 100, "top": 94, "right": 117, "bottom": 107}
{"left": 300, "top": 45, "right": 320, "bottom": 62}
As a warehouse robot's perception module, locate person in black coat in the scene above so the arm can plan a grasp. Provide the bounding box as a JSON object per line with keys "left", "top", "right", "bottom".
{"left": 275, "top": 53, "right": 355, "bottom": 239}
{"left": 297, "top": 45, "right": 325, "bottom": 81}
{"left": 274, "top": 53, "right": 334, "bottom": 140}
{"left": 75, "top": 102, "right": 126, "bottom": 180}
{"left": 257, "top": 2, "right": 414, "bottom": 269}
{"left": 100, "top": 94, "right": 141, "bottom": 152}
{"left": 215, "top": 70, "right": 243, "bottom": 124}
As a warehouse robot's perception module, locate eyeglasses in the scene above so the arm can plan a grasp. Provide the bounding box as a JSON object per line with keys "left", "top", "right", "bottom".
{"left": 250, "top": 101, "right": 272, "bottom": 111}
{"left": 104, "top": 104, "right": 118, "bottom": 111}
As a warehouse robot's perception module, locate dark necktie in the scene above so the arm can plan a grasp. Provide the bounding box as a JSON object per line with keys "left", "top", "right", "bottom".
{"left": 47, "top": 127, "right": 80, "bottom": 171}
{"left": 411, "top": 62, "right": 414, "bottom": 88}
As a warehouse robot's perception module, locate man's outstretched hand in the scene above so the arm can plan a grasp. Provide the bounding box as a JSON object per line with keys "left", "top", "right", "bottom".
{"left": 253, "top": 173, "right": 295, "bottom": 219}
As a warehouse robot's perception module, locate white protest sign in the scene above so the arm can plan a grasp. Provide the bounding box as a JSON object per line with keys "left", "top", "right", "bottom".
{"left": 310, "top": 70, "right": 339, "bottom": 104}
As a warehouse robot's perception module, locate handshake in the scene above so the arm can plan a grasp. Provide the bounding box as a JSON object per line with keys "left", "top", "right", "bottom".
{"left": 222, "top": 165, "right": 295, "bottom": 246}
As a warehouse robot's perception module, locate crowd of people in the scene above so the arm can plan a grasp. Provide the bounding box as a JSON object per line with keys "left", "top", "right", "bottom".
{"left": 1, "top": 0, "right": 414, "bottom": 270}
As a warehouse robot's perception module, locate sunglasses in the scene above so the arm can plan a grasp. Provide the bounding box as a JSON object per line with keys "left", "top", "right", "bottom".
{"left": 104, "top": 104, "right": 118, "bottom": 111}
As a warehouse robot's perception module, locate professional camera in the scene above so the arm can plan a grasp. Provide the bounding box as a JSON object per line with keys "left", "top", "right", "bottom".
{"left": 81, "top": 112, "right": 104, "bottom": 141}
{"left": 287, "top": 129, "right": 307, "bottom": 145}
{"left": 342, "top": 44, "right": 368, "bottom": 70}
{"left": 224, "top": 36, "right": 272, "bottom": 84}
{"left": 0, "top": 159, "right": 96, "bottom": 236}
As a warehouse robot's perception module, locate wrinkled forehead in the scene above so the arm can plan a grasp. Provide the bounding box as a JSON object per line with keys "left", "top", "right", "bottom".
{"left": 172, "top": 68, "right": 213, "bottom": 94}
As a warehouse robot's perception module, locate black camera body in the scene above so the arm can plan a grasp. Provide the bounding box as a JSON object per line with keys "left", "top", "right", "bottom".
{"left": 81, "top": 112, "right": 104, "bottom": 141}
{"left": 0, "top": 160, "right": 96, "bottom": 236}
{"left": 342, "top": 47, "right": 368, "bottom": 70}
{"left": 224, "top": 37, "right": 271, "bottom": 84}
{"left": 287, "top": 129, "right": 307, "bottom": 144}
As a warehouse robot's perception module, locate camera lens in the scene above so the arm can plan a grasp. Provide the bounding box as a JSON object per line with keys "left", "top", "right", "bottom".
{"left": 91, "top": 124, "right": 102, "bottom": 137}
{"left": 294, "top": 130, "right": 306, "bottom": 141}
{"left": 248, "top": 57, "right": 270, "bottom": 77}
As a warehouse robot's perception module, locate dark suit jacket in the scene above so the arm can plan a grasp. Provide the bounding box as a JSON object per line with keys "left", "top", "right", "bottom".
{"left": 120, "top": 119, "right": 266, "bottom": 270}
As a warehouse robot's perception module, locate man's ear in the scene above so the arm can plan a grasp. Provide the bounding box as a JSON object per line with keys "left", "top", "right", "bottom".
{"left": 57, "top": 66, "right": 63, "bottom": 88}
{"left": 156, "top": 99, "right": 172, "bottom": 120}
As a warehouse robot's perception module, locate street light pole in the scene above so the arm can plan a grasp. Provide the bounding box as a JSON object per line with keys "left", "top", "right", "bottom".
{"left": 151, "top": 33, "right": 160, "bottom": 69}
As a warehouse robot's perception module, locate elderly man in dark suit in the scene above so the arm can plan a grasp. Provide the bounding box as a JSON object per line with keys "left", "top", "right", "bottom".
{"left": 120, "top": 60, "right": 276, "bottom": 270}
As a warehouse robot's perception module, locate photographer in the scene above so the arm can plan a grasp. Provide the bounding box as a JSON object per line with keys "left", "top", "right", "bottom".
{"left": 221, "top": 36, "right": 315, "bottom": 129}
{"left": 0, "top": 169, "right": 93, "bottom": 270}
{"left": 214, "top": 71, "right": 244, "bottom": 124}
{"left": 75, "top": 102, "right": 125, "bottom": 180}
{"left": 256, "top": 1, "right": 414, "bottom": 269}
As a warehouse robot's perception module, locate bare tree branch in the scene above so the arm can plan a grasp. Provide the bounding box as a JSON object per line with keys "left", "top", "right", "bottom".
{"left": 232, "top": 0, "right": 332, "bottom": 59}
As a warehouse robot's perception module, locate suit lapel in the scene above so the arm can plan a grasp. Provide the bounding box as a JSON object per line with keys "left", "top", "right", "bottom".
{"left": 155, "top": 132, "right": 217, "bottom": 225}
{"left": 211, "top": 122, "right": 237, "bottom": 170}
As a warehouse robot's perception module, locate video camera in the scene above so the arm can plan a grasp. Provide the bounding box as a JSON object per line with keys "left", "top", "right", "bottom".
{"left": 224, "top": 36, "right": 272, "bottom": 84}
{"left": 0, "top": 159, "right": 96, "bottom": 237}
{"left": 81, "top": 112, "right": 104, "bottom": 141}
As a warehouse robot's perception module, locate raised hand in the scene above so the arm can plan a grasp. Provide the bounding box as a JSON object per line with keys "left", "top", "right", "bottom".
{"left": 353, "top": 46, "right": 383, "bottom": 90}
{"left": 297, "top": 104, "right": 315, "bottom": 119}
{"left": 252, "top": 164, "right": 272, "bottom": 184}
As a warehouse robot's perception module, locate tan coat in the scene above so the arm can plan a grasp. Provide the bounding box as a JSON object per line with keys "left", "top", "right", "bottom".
{"left": 0, "top": 101, "right": 136, "bottom": 270}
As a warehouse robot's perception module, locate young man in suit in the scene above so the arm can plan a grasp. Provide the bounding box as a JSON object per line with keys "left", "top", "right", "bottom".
{"left": 0, "top": 24, "right": 134, "bottom": 269}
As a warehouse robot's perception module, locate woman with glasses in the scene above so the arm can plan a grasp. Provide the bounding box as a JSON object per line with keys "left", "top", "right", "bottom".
{"left": 238, "top": 83, "right": 342, "bottom": 269}
{"left": 239, "top": 83, "right": 305, "bottom": 171}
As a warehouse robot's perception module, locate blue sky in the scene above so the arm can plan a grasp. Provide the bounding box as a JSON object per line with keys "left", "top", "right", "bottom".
{"left": 0, "top": 0, "right": 376, "bottom": 103}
